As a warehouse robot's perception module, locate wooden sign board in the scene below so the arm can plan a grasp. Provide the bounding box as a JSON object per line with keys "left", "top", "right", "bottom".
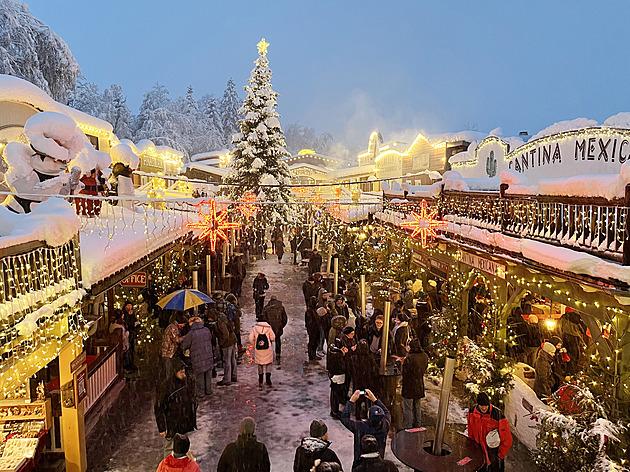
{"left": 74, "top": 367, "right": 88, "bottom": 406}
{"left": 70, "top": 351, "right": 86, "bottom": 374}
{"left": 121, "top": 272, "right": 147, "bottom": 287}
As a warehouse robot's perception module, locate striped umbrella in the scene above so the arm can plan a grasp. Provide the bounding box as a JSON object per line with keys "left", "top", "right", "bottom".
{"left": 157, "top": 289, "right": 214, "bottom": 311}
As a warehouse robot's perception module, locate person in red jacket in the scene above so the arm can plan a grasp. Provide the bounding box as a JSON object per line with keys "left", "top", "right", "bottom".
{"left": 156, "top": 433, "right": 200, "bottom": 472}
{"left": 467, "top": 392, "right": 513, "bottom": 472}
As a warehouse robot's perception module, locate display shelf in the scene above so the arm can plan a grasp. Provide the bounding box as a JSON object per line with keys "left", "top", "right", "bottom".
{"left": 0, "top": 399, "right": 51, "bottom": 431}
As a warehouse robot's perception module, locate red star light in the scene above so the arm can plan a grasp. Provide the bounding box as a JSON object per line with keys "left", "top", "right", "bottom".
{"left": 400, "top": 199, "right": 447, "bottom": 248}
{"left": 187, "top": 199, "right": 240, "bottom": 251}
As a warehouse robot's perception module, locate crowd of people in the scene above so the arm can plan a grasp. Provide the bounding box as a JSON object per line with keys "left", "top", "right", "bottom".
{"left": 106, "top": 230, "right": 519, "bottom": 471}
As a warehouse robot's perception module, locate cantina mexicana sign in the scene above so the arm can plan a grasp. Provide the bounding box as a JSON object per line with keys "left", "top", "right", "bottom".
{"left": 452, "top": 127, "right": 630, "bottom": 182}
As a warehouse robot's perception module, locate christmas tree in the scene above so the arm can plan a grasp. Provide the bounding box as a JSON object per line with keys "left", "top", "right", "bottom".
{"left": 223, "top": 38, "right": 292, "bottom": 225}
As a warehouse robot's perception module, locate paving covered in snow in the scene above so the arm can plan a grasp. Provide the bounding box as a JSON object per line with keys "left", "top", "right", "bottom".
{"left": 86, "top": 257, "right": 536, "bottom": 471}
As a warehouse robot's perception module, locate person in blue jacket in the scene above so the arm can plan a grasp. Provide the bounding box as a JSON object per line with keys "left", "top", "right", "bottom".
{"left": 340, "top": 388, "right": 391, "bottom": 469}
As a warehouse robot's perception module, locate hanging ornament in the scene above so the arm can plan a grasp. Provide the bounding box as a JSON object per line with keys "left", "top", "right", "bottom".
{"left": 400, "top": 199, "right": 447, "bottom": 248}
{"left": 187, "top": 199, "right": 240, "bottom": 252}
{"left": 239, "top": 193, "right": 258, "bottom": 219}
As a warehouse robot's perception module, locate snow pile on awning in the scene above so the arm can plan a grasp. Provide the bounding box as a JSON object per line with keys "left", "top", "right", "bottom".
{"left": 0, "top": 198, "right": 80, "bottom": 249}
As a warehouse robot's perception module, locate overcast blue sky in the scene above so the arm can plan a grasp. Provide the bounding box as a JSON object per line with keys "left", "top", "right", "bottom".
{"left": 24, "top": 0, "right": 630, "bottom": 152}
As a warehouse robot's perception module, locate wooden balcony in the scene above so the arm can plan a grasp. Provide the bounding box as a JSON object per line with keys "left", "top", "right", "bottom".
{"left": 384, "top": 185, "right": 630, "bottom": 266}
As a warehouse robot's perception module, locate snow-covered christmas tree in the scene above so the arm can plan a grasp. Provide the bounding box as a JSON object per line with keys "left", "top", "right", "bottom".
{"left": 223, "top": 38, "right": 292, "bottom": 225}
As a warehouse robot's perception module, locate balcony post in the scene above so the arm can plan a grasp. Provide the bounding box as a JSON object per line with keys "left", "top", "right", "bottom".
{"left": 624, "top": 184, "right": 630, "bottom": 265}
{"left": 500, "top": 183, "right": 509, "bottom": 234}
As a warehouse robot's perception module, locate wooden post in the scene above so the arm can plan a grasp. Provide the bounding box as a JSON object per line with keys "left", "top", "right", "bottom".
{"left": 380, "top": 301, "right": 391, "bottom": 373}
{"left": 206, "top": 254, "right": 212, "bottom": 294}
{"left": 326, "top": 245, "right": 332, "bottom": 273}
{"left": 360, "top": 274, "right": 366, "bottom": 317}
{"left": 333, "top": 258, "right": 339, "bottom": 296}
{"left": 59, "top": 340, "right": 87, "bottom": 472}
{"left": 222, "top": 244, "right": 227, "bottom": 278}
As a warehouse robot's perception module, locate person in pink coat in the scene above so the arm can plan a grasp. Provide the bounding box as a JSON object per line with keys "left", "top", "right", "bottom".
{"left": 249, "top": 312, "right": 276, "bottom": 387}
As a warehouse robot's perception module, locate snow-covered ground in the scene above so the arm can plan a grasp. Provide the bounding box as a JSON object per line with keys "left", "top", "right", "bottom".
{"left": 86, "top": 256, "right": 536, "bottom": 472}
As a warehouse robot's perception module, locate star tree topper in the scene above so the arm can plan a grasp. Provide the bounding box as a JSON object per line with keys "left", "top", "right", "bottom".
{"left": 187, "top": 199, "right": 240, "bottom": 251}
{"left": 400, "top": 199, "right": 448, "bottom": 248}
{"left": 257, "top": 38, "right": 269, "bottom": 56}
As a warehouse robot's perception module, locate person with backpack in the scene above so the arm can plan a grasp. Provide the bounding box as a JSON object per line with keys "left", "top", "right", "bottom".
{"left": 249, "top": 312, "right": 276, "bottom": 387}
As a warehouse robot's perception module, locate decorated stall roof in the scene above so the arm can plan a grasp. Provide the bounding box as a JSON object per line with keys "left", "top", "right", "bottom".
{"left": 0, "top": 74, "right": 112, "bottom": 133}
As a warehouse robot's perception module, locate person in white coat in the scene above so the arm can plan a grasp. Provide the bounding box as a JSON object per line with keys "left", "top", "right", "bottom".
{"left": 249, "top": 313, "right": 276, "bottom": 387}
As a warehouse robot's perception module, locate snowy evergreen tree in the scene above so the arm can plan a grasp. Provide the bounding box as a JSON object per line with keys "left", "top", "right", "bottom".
{"left": 67, "top": 75, "right": 103, "bottom": 118}
{"left": 220, "top": 78, "right": 241, "bottom": 148}
{"left": 199, "top": 94, "right": 224, "bottom": 151}
{"left": 0, "top": 0, "right": 80, "bottom": 102}
{"left": 102, "top": 84, "right": 132, "bottom": 140}
{"left": 223, "top": 38, "right": 292, "bottom": 225}
{"left": 134, "top": 83, "right": 186, "bottom": 156}
{"left": 284, "top": 123, "right": 334, "bottom": 155}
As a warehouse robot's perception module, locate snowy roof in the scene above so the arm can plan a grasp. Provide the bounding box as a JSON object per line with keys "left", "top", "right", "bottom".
{"left": 80, "top": 202, "right": 191, "bottom": 289}
{"left": 0, "top": 198, "right": 80, "bottom": 250}
{"left": 287, "top": 163, "right": 332, "bottom": 173}
{"left": 0, "top": 74, "right": 113, "bottom": 133}
{"left": 328, "top": 164, "right": 376, "bottom": 179}
{"left": 190, "top": 150, "right": 229, "bottom": 162}
{"left": 120, "top": 139, "right": 184, "bottom": 159}
{"left": 426, "top": 129, "right": 487, "bottom": 145}
{"left": 181, "top": 162, "right": 228, "bottom": 176}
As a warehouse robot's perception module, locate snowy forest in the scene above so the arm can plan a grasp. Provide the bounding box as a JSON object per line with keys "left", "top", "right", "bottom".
{"left": 0, "top": 0, "right": 334, "bottom": 161}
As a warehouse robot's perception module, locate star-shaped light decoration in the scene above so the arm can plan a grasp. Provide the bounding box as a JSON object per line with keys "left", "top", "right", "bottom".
{"left": 187, "top": 199, "right": 240, "bottom": 251}
{"left": 400, "top": 199, "right": 447, "bottom": 248}
{"left": 257, "top": 38, "right": 269, "bottom": 56}
{"left": 239, "top": 193, "right": 258, "bottom": 219}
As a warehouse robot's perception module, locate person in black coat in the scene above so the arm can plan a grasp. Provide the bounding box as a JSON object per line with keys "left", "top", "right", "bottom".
{"left": 401, "top": 338, "right": 429, "bottom": 429}
{"left": 217, "top": 416, "right": 270, "bottom": 472}
{"left": 351, "top": 340, "right": 379, "bottom": 420}
{"left": 327, "top": 338, "right": 347, "bottom": 419}
{"left": 303, "top": 276, "right": 319, "bottom": 308}
{"left": 293, "top": 419, "right": 342, "bottom": 472}
{"left": 291, "top": 233, "right": 299, "bottom": 265}
{"left": 253, "top": 272, "right": 269, "bottom": 318}
{"left": 122, "top": 301, "right": 139, "bottom": 371}
{"left": 306, "top": 296, "right": 322, "bottom": 361}
{"left": 352, "top": 435, "right": 399, "bottom": 472}
{"left": 154, "top": 358, "right": 197, "bottom": 458}
{"left": 309, "top": 248, "right": 323, "bottom": 275}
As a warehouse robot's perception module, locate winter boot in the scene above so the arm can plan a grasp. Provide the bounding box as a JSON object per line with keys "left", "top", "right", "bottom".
{"left": 258, "top": 374, "right": 264, "bottom": 387}
{"left": 265, "top": 373, "right": 272, "bottom": 386}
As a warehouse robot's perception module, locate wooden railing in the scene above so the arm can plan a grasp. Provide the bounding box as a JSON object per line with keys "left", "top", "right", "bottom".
{"left": 85, "top": 346, "right": 120, "bottom": 413}
{"left": 385, "top": 187, "right": 630, "bottom": 264}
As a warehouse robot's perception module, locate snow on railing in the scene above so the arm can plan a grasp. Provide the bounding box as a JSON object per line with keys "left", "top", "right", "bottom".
{"left": 383, "top": 190, "right": 630, "bottom": 265}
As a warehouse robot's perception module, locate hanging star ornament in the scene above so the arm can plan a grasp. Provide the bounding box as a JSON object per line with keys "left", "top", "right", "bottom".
{"left": 187, "top": 199, "right": 240, "bottom": 251}
{"left": 239, "top": 193, "right": 258, "bottom": 219}
{"left": 400, "top": 199, "right": 448, "bottom": 248}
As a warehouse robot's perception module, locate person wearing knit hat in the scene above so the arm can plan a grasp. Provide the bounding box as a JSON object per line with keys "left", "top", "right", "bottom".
{"left": 352, "top": 434, "right": 399, "bottom": 472}
{"left": 293, "top": 420, "right": 342, "bottom": 472}
{"left": 535, "top": 341, "right": 557, "bottom": 399}
{"left": 341, "top": 389, "right": 391, "bottom": 469}
{"left": 217, "top": 416, "right": 270, "bottom": 472}
{"left": 154, "top": 358, "right": 196, "bottom": 458}
{"left": 467, "top": 391, "right": 513, "bottom": 472}
{"left": 155, "top": 433, "right": 201, "bottom": 472}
